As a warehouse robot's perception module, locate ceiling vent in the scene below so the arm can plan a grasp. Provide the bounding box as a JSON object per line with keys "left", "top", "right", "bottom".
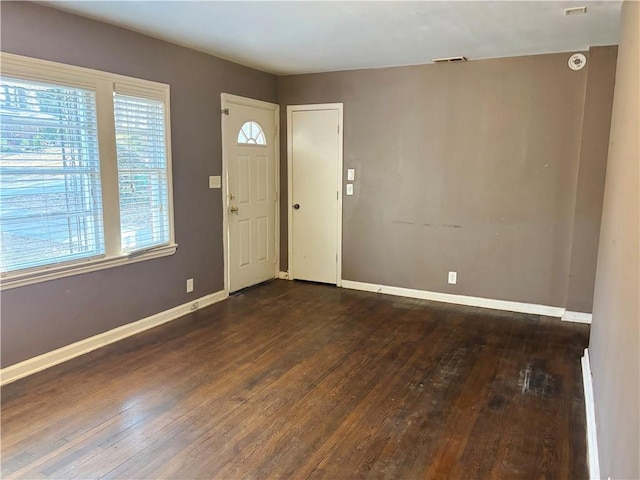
{"left": 432, "top": 56, "right": 468, "bottom": 64}
{"left": 564, "top": 6, "right": 587, "bottom": 16}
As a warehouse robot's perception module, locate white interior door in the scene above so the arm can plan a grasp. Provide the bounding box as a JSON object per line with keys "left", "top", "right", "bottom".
{"left": 223, "top": 96, "right": 278, "bottom": 293}
{"left": 288, "top": 105, "right": 343, "bottom": 285}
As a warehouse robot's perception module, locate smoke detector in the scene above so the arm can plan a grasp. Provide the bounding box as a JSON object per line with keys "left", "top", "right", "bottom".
{"left": 568, "top": 53, "right": 587, "bottom": 71}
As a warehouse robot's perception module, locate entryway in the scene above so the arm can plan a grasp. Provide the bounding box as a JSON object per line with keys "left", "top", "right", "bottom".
{"left": 222, "top": 94, "right": 279, "bottom": 293}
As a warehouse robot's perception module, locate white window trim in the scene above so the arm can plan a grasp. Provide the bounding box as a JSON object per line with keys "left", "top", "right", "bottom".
{"left": 0, "top": 53, "right": 177, "bottom": 290}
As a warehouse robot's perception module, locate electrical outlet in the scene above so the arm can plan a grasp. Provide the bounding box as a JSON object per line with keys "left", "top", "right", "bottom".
{"left": 346, "top": 184, "right": 354, "bottom": 195}
{"left": 448, "top": 271, "right": 457, "bottom": 285}
{"left": 186, "top": 278, "right": 194, "bottom": 293}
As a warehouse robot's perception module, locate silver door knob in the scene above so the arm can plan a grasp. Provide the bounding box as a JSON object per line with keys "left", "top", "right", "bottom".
{"left": 230, "top": 206, "right": 239, "bottom": 213}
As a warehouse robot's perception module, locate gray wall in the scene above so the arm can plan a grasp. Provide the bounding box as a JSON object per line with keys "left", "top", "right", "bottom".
{"left": 566, "top": 46, "right": 617, "bottom": 313}
{"left": 590, "top": 1, "right": 640, "bottom": 477}
{"left": 278, "top": 50, "right": 616, "bottom": 308}
{"left": 0, "top": 2, "right": 277, "bottom": 367}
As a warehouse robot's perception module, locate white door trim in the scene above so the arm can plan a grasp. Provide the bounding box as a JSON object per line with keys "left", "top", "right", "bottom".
{"left": 287, "top": 103, "right": 343, "bottom": 287}
{"left": 221, "top": 93, "right": 280, "bottom": 295}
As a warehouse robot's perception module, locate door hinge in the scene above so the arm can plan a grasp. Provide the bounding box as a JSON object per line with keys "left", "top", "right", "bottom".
{"left": 337, "top": 125, "right": 340, "bottom": 134}
{"left": 221, "top": 108, "right": 229, "bottom": 116}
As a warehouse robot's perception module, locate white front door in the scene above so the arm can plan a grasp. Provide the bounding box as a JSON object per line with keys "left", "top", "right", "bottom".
{"left": 223, "top": 95, "right": 278, "bottom": 293}
{"left": 288, "top": 105, "right": 343, "bottom": 285}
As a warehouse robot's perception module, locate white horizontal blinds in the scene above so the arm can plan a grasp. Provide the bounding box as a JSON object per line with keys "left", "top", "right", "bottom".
{"left": 0, "top": 76, "right": 104, "bottom": 273}
{"left": 113, "top": 93, "right": 169, "bottom": 252}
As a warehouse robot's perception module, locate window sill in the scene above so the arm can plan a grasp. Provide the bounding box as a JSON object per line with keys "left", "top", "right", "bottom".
{"left": 1, "top": 244, "right": 178, "bottom": 291}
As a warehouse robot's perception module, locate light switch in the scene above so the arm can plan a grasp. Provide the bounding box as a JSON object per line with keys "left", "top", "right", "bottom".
{"left": 347, "top": 168, "right": 355, "bottom": 181}
{"left": 346, "top": 184, "right": 354, "bottom": 195}
{"left": 209, "top": 176, "right": 221, "bottom": 189}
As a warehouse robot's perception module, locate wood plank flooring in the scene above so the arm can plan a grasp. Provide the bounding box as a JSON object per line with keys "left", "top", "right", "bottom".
{"left": 1, "top": 280, "right": 589, "bottom": 479}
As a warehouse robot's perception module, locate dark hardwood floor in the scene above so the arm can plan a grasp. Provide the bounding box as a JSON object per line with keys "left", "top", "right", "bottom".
{"left": 1, "top": 280, "right": 589, "bottom": 479}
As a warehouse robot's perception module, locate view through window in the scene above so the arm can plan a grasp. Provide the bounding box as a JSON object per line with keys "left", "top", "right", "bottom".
{"left": 0, "top": 54, "right": 175, "bottom": 286}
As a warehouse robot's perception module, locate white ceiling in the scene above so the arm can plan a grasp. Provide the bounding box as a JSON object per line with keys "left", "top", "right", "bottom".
{"left": 46, "top": 1, "right": 622, "bottom": 75}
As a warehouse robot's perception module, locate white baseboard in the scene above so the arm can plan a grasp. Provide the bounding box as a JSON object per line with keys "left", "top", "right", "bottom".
{"left": 0, "top": 290, "right": 227, "bottom": 386}
{"left": 562, "top": 311, "right": 593, "bottom": 324}
{"left": 582, "top": 348, "right": 600, "bottom": 480}
{"left": 341, "top": 280, "right": 566, "bottom": 317}
{"left": 278, "top": 271, "right": 290, "bottom": 280}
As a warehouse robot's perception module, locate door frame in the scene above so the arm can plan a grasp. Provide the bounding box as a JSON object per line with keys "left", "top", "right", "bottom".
{"left": 221, "top": 93, "right": 280, "bottom": 295}
{"left": 286, "top": 103, "right": 344, "bottom": 287}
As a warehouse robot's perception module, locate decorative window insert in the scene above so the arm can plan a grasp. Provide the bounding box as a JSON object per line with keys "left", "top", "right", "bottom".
{"left": 237, "top": 121, "right": 266, "bottom": 145}
{"left": 0, "top": 53, "right": 176, "bottom": 289}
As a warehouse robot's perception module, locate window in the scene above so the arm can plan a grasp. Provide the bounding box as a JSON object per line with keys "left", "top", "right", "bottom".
{"left": 0, "top": 78, "right": 104, "bottom": 272}
{"left": 0, "top": 53, "right": 176, "bottom": 289}
{"left": 114, "top": 94, "right": 169, "bottom": 252}
{"left": 237, "top": 121, "right": 266, "bottom": 145}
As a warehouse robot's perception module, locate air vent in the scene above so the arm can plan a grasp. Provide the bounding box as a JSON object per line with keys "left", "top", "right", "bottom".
{"left": 432, "top": 56, "right": 468, "bottom": 63}
{"left": 565, "top": 6, "right": 587, "bottom": 15}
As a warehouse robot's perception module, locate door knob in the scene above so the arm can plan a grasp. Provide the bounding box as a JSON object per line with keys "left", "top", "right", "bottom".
{"left": 293, "top": 204, "right": 300, "bottom": 210}
{"left": 230, "top": 206, "right": 239, "bottom": 213}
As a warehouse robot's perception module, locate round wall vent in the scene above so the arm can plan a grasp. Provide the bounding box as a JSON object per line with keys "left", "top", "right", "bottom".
{"left": 568, "top": 53, "right": 587, "bottom": 71}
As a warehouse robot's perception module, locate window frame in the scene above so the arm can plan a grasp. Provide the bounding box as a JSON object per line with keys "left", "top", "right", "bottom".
{"left": 0, "top": 53, "right": 177, "bottom": 290}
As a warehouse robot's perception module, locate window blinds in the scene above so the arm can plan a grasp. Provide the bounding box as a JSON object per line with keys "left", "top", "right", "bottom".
{"left": 0, "top": 77, "right": 104, "bottom": 273}
{"left": 113, "top": 93, "right": 170, "bottom": 252}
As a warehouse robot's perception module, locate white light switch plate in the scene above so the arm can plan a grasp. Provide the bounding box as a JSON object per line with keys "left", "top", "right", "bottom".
{"left": 347, "top": 168, "right": 355, "bottom": 181}
{"left": 209, "top": 176, "right": 221, "bottom": 189}
{"left": 346, "top": 184, "right": 354, "bottom": 195}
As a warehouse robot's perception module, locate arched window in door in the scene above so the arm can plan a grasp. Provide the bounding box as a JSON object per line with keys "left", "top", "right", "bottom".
{"left": 237, "top": 121, "right": 266, "bottom": 145}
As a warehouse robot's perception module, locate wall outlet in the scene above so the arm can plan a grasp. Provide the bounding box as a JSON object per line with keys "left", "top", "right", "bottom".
{"left": 448, "top": 271, "right": 457, "bottom": 285}
{"left": 346, "top": 184, "right": 354, "bottom": 195}
{"left": 186, "top": 278, "right": 194, "bottom": 293}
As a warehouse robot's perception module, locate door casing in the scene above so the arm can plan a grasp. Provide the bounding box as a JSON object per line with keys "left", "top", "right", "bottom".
{"left": 287, "top": 103, "right": 343, "bottom": 286}
{"left": 221, "top": 93, "right": 280, "bottom": 294}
